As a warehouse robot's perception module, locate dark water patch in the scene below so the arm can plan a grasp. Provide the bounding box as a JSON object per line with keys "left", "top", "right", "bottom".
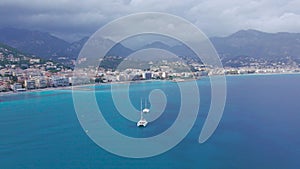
{"left": 0, "top": 91, "right": 69, "bottom": 103}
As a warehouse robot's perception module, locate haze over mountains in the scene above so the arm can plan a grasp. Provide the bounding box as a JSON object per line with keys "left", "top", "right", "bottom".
{"left": 211, "top": 29, "right": 300, "bottom": 60}
{"left": 0, "top": 28, "right": 69, "bottom": 59}
{"left": 0, "top": 27, "right": 300, "bottom": 64}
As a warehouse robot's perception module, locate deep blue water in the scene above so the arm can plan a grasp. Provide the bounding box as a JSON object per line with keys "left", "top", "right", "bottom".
{"left": 1, "top": 74, "right": 300, "bottom": 169}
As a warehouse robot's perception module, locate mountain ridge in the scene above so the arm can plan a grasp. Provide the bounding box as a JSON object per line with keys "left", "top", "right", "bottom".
{"left": 1, "top": 27, "right": 300, "bottom": 64}
{"left": 211, "top": 29, "right": 300, "bottom": 59}
{"left": 0, "top": 27, "right": 70, "bottom": 59}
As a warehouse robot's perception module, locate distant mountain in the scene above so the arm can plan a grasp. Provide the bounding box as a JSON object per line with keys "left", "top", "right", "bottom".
{"left": 141, "top": 41, "right": 171, "bottom": 50}
{"left": 0, "top": 27, "right": 69, "bottom": 59}
{"left": 0, "top": 28, "right": 133, "bottom": 62}
{"left": 61, "top": 37, "right": 89, "bottom": 59}
{"left": 1, "top": 27, "right": 300, "bottom": 66}
{"left": 107, "top": 43, "right": 133, "bottom": 57}
{"left": 137, "top": 29, "right": 300, "bottom": 61}
{"left": 211, "top": 29, "right": 300, "bottom": 59}
{"left": 138, "top": 41, "right": 199, "bottom": 60}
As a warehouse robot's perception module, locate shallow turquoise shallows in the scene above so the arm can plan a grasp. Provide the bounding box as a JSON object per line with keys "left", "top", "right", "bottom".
{"left": 1, "top": 74, "right": 300, "bottom": 169}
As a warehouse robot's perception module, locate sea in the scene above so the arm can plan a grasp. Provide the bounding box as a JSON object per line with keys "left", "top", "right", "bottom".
{"left": 1, "top": 74, "right": 300, "bottom": 169}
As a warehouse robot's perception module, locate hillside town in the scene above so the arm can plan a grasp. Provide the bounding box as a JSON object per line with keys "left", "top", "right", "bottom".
{"left": 1, "top": 50, "right": 300, "bottom": 93}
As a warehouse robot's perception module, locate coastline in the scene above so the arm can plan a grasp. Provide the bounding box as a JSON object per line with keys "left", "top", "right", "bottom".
{"left": 224, "top": 71, "right": 300, "bottom": 77}
{"left": 0, "top": 86, "right": 73, "bottom": 97}
{"left": 0, "top": 79, "right": 166, "bottom": 96}
{"left": 1, "top": 72, "right": 300, "bottom": 97}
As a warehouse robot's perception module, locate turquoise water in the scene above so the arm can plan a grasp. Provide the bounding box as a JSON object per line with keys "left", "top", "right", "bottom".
{"left": 1, "top": 75, "right": 300, "bottom": 169}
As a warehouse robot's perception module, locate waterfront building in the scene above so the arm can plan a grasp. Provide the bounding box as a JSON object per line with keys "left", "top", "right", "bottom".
{"left": 0, "top": 81, "right": 9, "bottom": 91}
{"left": 69, "top": 76, "right": 90, "bottom": 86}
{"left": 50, "top": 76, "right": 69, "bottom": 87}
{"left": 142, "top": 72, "right": 152, "bottom": 80}
{"left": 117, "top": 74, "right": 128, "bottom": 81}
{"left": 161, "top": 72, "right": 168, "bottom": 79}
{"left": 33, "top": 77, "right": 47, "bottom": 88}
{"left": 10, "top": 83, "right": 24, "bottom": 91}
{"left": 24, "top": 79, "right": 36, "bottom": 90}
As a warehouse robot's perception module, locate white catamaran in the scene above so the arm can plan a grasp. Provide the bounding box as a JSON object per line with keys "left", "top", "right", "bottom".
{"left": 137, "top": 99, "right": 149, "bottom": 127}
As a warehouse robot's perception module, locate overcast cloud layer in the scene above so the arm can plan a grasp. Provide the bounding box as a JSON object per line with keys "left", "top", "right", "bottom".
{"left": 0, "top": 0, "right": 299, "bottom": 42}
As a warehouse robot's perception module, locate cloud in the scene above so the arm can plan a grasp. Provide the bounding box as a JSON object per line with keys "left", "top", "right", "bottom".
{"left": 0, "top": 0, "right": 299, "bottom": 41}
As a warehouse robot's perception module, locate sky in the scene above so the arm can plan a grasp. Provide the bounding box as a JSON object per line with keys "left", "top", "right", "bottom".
{"left": 0, "top": 0, "right": 299, "bottom": 42}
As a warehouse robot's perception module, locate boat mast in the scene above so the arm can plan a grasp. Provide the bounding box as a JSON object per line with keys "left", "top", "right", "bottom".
{"left": 140, "top": 99, "right": 143, "bottom": 119}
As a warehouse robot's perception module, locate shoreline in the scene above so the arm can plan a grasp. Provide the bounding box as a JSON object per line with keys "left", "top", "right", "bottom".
{"left": 224, "top": 72, "right": 300, "bottom": 78}
{"left": 1, "top": 72, "right": 300, "bottom": 96}
{"left": 0, "top": 86, "right": 73, "bottom": 97}
{"left": 0, "top": 79, "right": 166, "bottom": 96}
